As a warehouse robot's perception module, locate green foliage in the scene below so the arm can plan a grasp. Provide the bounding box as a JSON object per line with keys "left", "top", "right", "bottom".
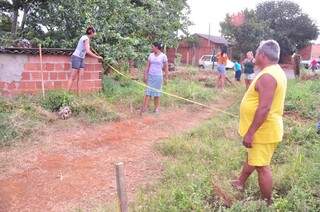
{"left": 41, "top": 90, "right": 74, "bottom": 112}
{"left": 2, "top": 0, "right": 190, "bottom": 64}
{"left": 220, "top": 1, "right": 319, "bottom": 60}
{"left": 134, "top": 79, "right": 320, "bottom": 211}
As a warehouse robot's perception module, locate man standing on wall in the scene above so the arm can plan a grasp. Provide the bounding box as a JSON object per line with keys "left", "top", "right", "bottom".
{"left": 232, "top": 40, "right": 287, "bottom": 204}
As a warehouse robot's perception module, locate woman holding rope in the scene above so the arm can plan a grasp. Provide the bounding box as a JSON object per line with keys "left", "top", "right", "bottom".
{"left": 140, "top": 42, "right": 169, "bottom": 115}
{"left": 67, "top": 26, "right": 102, "bottom": 94}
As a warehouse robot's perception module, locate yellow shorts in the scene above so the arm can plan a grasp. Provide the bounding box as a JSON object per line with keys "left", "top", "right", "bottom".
{"left": 247, "top": 143, "right": 278, "bottom": 167}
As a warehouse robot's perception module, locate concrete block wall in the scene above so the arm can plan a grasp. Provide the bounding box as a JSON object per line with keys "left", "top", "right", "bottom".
{"left": 0, "top": 54, "right": 103, "bottom": 96}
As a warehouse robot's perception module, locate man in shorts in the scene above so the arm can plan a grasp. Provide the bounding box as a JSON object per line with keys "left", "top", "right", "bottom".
{"left": 232, "top": 40, "right": 287, "bottom": 204}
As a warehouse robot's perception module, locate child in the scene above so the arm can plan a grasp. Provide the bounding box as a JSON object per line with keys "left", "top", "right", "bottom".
{"left": 234, "top": 61, "right": 242, "bottom": 82}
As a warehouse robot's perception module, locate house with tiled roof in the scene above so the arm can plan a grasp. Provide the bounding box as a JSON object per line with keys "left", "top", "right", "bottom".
{"left": 167, "top": 33, "right": 231, "bottom": 65}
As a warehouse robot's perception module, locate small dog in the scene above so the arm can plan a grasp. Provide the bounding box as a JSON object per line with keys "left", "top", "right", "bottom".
{"left": 58, "top": 106, "right": 72, "bottom": 120}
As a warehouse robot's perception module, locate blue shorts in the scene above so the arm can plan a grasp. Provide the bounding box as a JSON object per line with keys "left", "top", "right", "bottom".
{"left": 217, "top": 64, "right": 226, "bottom": 75}
{"left": 71, "top": 55, "right": 85, "bottom": 70}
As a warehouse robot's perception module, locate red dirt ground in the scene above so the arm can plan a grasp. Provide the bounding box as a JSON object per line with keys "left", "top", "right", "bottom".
{"left": 0, "top": 98, "right": 235, "bottom": 212}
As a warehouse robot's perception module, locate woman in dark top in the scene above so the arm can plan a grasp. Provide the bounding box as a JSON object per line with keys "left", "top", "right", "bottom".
{"left": 242, "top": 51, "right": 255, "bottom": 89}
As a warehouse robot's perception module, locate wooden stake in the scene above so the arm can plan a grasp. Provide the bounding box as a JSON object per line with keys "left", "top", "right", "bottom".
{"left": 39, "top": 44, "right": 45, "bottom": 97}
{"left": 115, "top": 162, "right": 128, "bottom": 212}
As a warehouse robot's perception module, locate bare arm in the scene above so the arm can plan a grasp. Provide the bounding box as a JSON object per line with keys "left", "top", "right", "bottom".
{"left": 243, "top": 74, "right": 277, "bottom": 148}
{"left": 85, "top": 39, "right": 102, "bottom": 59}
{"left": 144, "top": 60, "right": 151, "bottom": 83}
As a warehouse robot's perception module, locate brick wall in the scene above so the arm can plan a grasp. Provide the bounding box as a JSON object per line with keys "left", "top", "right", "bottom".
{"left": 0, "top": 54, "right": 103, "bottom": 96}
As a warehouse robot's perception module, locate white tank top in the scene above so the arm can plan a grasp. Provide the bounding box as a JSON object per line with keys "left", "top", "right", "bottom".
{"left": 72, "top": 35, "right": 89, "bottom": 59}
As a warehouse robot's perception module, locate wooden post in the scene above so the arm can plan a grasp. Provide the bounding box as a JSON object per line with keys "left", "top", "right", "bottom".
{"left": 39, "top": 44, "right": 45, "bottom": 97}
{"left": 115, "top": 162, "right": 128, "bottom": 212}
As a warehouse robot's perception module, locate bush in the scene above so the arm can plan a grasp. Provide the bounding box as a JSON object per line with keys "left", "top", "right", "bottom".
{"left": 41, "top": 90, "right": 74, "bottom": 112}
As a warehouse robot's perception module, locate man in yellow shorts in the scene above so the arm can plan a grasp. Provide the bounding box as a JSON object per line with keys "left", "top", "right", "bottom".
{"left": 232, "top": 40, "right": 287, "bottom": 204}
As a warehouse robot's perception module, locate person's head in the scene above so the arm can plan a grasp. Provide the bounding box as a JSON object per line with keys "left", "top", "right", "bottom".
{"left": 152, "top": 42, "right": 163, "bottom": 53}
{"left": 255, "top": 40, "right": 280, "bottom": 69}
{"left": 86, "top": 26, "right": 96, "bottom": 38}
{"left": 220, "top": 45, "right": 228, "bottom": 56}
{"left": 246, "top": 51, "right": 254, "bottom": 60}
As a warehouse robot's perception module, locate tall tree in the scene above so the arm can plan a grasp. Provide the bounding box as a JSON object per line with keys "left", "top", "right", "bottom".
{"left": 0, "top": 0, "right": 49, "bottom": 37}
{"left": 256, "top": 0, "right": 318, "bottom": 57}
{"left": 220, "top": 0, "right": 319, "bottom": 61}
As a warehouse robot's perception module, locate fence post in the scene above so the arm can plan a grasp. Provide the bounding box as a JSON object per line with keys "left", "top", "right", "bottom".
{"left": 115, "top": 162, "right": 128, "bottom": 212}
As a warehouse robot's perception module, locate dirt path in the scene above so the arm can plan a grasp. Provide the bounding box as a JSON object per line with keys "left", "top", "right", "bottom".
{"left": 0, "top": 97, "right": 235, "bottom": 212}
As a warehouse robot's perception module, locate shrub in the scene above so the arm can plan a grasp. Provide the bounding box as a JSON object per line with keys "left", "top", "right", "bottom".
{"left": 41, "top": 90, "right": 74, "bottom": 112}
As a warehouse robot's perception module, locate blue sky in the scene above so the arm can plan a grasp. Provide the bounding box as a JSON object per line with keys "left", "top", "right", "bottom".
{"left": 187, "top": 0, "right": 320, "bottom": 43}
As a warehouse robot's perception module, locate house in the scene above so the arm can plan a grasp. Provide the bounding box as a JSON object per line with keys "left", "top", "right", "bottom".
{"left": 299, "top": 44, "right": 320, "bottom": 60}
{"left": 167, "top": 33, "right": 230, "bottom": 65}
{"left": 0, "top": 47, "right": 102, "bottom": 96}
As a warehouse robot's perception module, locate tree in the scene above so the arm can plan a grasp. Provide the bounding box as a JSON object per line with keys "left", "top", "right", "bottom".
{"left": 220, "top": 9, "right": 273, "bottom": 59}
{"left": 0, "top": 0, "right": 49, "bottom": 37}
{"left": 220, "top": 0, "right": 319, "bottom": 61}
{"left": 20, "top": 0, "right": 190, "bottom": 64}
{"left": 256, "top": 0, "right": 318, "bottom": 57}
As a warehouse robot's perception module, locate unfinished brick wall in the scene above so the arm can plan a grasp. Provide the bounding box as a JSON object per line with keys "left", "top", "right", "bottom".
{"left": 0, "top": 54, "right": 103, "bottom": 96}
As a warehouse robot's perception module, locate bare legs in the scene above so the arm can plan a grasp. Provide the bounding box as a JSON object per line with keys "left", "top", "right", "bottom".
{"left": 154, "top": 97, "right": 160, "bottom": 112}
{"left": 140, "top": 96, "right": 160, "bottom": 115}
{"left": 233, "top": 160, "right": 273, "bottom": 204}
{"left": 67, "top": 69, "right": 83, "bottom": 95}
{"left": 217, "top": 74, "right": 226, "bottom": 90}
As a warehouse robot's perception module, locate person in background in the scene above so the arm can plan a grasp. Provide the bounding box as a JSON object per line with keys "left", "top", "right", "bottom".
{"left": 140, "top": 42, "right": 169, "bottom": 115}
{"left": 216, "top": 47, "right": 229, "bottom": 90}
{"left": 234, "top": 60, "right": 242, "bottom": 82}
{"left": 232, "top": 40, "right": 287, "bottom": 205}
{"left": 211, "top": 50, "right": 216, "bottom": 71}
{"left": 243, "top": 51, "right": 256, "bottom": 89}
{"left": 292, "top": 52, "right": 301, "bottom": 79}
{"left": 310, "top": 58, "right": 318, "bottom": 72}
{"left": 67, "top": 26, "right": 102, "bottom": 94}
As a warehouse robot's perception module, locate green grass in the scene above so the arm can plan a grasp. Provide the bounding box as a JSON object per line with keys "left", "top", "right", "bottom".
{"left": 133, "top": 79, "right": 320, "bottom": 211}
{"left": 0, "top": 91, "right": 119, "bottom": 146}
{"left": 102, "top": 67, "right": 223, "bottom": 109}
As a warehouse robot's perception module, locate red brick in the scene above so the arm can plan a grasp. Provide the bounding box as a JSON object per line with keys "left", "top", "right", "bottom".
{"left": 83, "top": 72, "right": 91, "bottom": 80}
{"left": 19, "top": 82, "right": 36, "bottom": 90}
{"left": 94, "top": 80, "right": 102, "bottom": 88}
{"left": 44, "top": 81, "right": 54, "bottom": 89}
{"left": 85, "top": 57, "right": 98, "bottom": 64}
{"left": 24, "top": 63, "right": 41, "bottom": 71}
{"left": 94, "top": 63, "right": 103, "bottom": 71}
{"left": 85, "top": 64, "right": 95, "bottom": 72}
{"left": 50, "top": 72, "right": 58, "bottom": 80}
{"left": 21, "top": 72, "right": 30, "bottom": 80}
{"left": 35, "top": 81, "right": 42, "bottom": 89}
{"left": 54, "top": 81, "right": 63, "bottom": 89}
{"left": 45, "top": 63, "right": 55, "bottom": 71}
{"left": 55, "top": 63, "right": 64, "bottom": 71}
{"left": 58, "top": 72, "right": 67, "bottom": 80}
{"left": 64, "top": 63, "right": 71, "bottom": 70}
{"left": 8, "top": 82, "right": 16, "bottom": 90}
{"left": 31, "top": 72, "right": 41, "bottom": 80}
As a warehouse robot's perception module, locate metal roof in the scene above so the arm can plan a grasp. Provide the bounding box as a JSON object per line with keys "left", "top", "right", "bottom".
{"left": 0, "top": 47, "right": 73, "bottom": 55}
{"left": 196, "top": 33, "right": 229, "bottom": 45}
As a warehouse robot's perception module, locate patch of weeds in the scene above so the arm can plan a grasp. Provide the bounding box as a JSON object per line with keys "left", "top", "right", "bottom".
{"left": 41, "top": 90, "right": 74, "bottom": 112}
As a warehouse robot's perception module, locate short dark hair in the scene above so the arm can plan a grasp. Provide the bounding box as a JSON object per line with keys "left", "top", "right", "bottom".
{"left": 153, "top": 42, "right": 163, "bottom": 50}
{"left": 86, "top": 26, "right": 96, "bottom": 35}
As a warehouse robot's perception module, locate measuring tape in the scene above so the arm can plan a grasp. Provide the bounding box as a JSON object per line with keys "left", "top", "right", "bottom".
{"left": 106, "top": 64, "right": 239, "bottom": 118}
